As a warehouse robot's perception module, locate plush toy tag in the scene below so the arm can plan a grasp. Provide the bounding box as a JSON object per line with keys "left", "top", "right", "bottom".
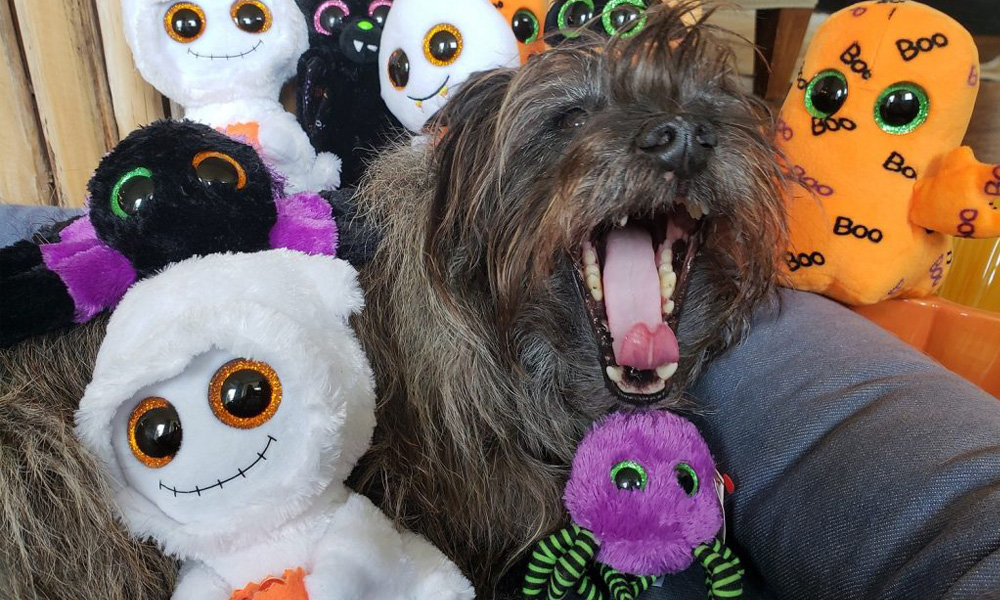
{"left": 714, "top": 469, "right": 727, "bottom": 544}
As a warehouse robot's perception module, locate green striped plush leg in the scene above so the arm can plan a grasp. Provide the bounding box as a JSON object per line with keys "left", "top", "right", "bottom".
{"left": 693, "top": 539, "right": 744, "bottom": 598}
{"left": 597, "top": 564, "right": 656, "bottom": 600}
{"left": 522, "top": 525, "right": 598, "bottom": 600}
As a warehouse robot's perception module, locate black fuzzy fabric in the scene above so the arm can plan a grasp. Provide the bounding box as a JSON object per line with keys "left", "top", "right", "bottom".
{"left": 296, "top": 0, "right": 403, "bottom": 188}
{"left": 322, "top": 187, "right": 381, "bottom": 266}
{"left": 0, "top": 241, "right": 76, "bottom": 348}
{"left": 88, "top": 120, "right": 277, "bottom": 278}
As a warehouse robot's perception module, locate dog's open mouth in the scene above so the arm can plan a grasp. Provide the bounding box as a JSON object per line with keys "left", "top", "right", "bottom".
{"left": 577, "top": 200, "right": 703, "bottom": 404}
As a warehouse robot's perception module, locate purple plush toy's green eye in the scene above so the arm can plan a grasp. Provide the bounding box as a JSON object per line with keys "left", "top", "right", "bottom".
{"left": 675, "top": 462, "right": 698, "bottom": 497}
{"left": 611, "top": 459, "right": 647, "bottom": 491}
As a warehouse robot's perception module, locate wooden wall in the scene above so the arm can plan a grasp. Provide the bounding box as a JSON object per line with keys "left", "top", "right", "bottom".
{"left": 0, "top": 0, "right": 166, "bottom": 208}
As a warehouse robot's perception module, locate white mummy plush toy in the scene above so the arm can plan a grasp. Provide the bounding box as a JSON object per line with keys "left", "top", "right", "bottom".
{"left": 379, "top": 0, "right": 519, "bottom": 133}
{"left": 75, "top": 250, "right": 473, "bottom": 600}
{"left": 121, "top": 0, "right": 341, "bottom": 192}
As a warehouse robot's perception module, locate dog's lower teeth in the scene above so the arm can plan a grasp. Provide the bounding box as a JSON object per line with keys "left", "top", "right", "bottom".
{"left": 686, "top": 202, "right": 705, "bottom": 220}
{"left": 618, "top": 216, "right": 629, "bottom": 227}
{"left": 606, "top": 366, "right": 624, "bottom": 383}
{"left": 585, "top": 264, "right": 600, "bottom": 278}
{"left": 586, "top": 274, "right": 601, "bottom": 290}
{"left": 656, "top": 362, "right": 679, "bottom": 380}
{"left": 584, "top": 249, "right": 597, "bottom": 266}
{"left": 591, "top": 288, "right": 603, "bottom": 301}
{"left": 663, "top": 299, "right": 675, "bottom": 314}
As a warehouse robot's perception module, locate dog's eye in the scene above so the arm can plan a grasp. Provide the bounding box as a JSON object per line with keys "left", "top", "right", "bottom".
{"left": 511, "top": 9, "right": 540, "bottom": 44}
{"left": 559, "top": 108, "right": 589, "bottom": 130}
{"left": 388, "top": 49, "right": 410, "bottom": 89}
{"left": 368, "top": 0, "right": 392, "bottom": 27}
{"left": 111, "top": 167, "right": 154, "bottom": 219}
{"left": 129, "top": 398, "right": 183, "bottom": 468}
{"left": 874, "top": 82, "right": 928, "bottom": 135}
{"left": 424, "top": 24, "right": 462, "bottom": 67}
{"left": 804, "top": 69, "right": 848, "bottom": 119}
{"left": 675, "top": 462, "right": 699, "bottom": 496}
{"left": 558, "top": 0, "right": 595, "bottom": 35}
{"left": 231, "top": 0, "right": 272, "bottom": 34}
{"left": 314, "top": 0, "right": 350, "bottom": 35}
{"left": 209, "top": 358, "right": 283, "bottom": 429}
{"left": 611, "top": 460, "right": 647, "bottom": 491}
{"left": 602, "top": 0, "right": 647, "bottom": 38}
{"left": 193, "top": 152, "right": 248, "bottom": 189}
{"left": 165, "top": 3, "right": 206, "bottom": 43}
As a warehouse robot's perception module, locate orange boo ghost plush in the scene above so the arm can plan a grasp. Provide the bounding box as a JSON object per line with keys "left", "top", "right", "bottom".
{"left": 497, "top": 0, "right": 549, "bottom": 63}
{"left": 778, "top": 0, "right": 1000, "bottom": 306}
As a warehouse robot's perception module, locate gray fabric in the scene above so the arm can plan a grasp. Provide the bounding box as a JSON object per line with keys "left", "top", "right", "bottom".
{"left": 0, "top": 204, "right": 83, "bottom": 248}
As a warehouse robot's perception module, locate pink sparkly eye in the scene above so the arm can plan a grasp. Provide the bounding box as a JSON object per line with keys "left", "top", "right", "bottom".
{"left": 314, "top": 0, "right": 350, "bottom": 35}
{"left": 368, "top": 0, "right": 391, "bottom": 26}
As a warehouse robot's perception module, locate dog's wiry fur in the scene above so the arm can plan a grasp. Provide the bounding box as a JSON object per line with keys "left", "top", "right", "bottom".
{"left": 0, "top": 318, "right": 177, "bottom": 600}
{"left": 351, "top": 4, "right": 786, "bottom": 596}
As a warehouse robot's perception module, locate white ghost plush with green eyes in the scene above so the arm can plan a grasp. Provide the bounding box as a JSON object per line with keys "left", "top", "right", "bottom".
{"left": 378, "top": 0, "right": 519, "bottom": 132}
{"left": 75, "top": 250, "right": 474, "bottom": 600}
{"left": 121, "top": 0, "right": 341, "bottom": 192}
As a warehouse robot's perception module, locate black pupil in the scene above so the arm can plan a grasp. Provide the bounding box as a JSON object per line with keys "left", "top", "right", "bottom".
{"left": 676, "top": 465, "right": 697, "bottom": 496}
{"left": 512, "top": 10, "right": 538, "bottom": 43}
{"left": 810, "top": 75, "right": 848, "bottom": 116}
{"left": 564, "top": 1, "right": 594, "bottom": 28}
{"left": 135, "top": 405, "right": 182, "bottom": 460}
{"left": 319, "top": 5, "right": 346, "bottom": 31}
{"left": 197, "top": 156, "right": 239, "bottom": 186}
{"left": 235, "top": 3, "right": 267, "bottom": 32}
{"left": 609, "top": 5, "right": 641, "bottom": 33}
{"left": 221, "top": 369, "right": 272, "bottom": 419}
{"left": 118, "top": 175, "right": 154, "bottom": 216}
{"left": 388, "top": 49, "right": 409, "bottom": 87}
{"left": 562, "top": 108, "right": 588, "bottom": 129}
{"left": 429, "top": 29, "right": 459, "bottom": 62}
{"left": 614, "top": 467, "right": 643, "bottom": 491}
{"left": 880, "top": 90, "right": 921, "bottom": 127}
{"left": 371, "top": 5, "right": 389, "bottom": 26}
{"left": 171, "top": 8, "right": 203, "bottom": 38}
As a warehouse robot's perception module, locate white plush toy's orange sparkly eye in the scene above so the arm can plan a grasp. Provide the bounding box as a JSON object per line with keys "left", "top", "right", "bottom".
{"left": 165, "top": 3, "right": 206, "bottom": 43}
{"left": 128, "top": 397, "right": 183, "bottom": 468}
{"left": 209, "top": 358, "right": 282, "bottom": 429}
{"left": 423, "top": 24, "right": 463, "bottom": 67}
{"left": 231, "top": 0, "right": 273, "bottom": 34}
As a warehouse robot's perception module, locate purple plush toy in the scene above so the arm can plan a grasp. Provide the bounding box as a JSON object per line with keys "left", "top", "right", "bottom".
{"left": 523, "top": 410, "right": 743, "bottom": 600}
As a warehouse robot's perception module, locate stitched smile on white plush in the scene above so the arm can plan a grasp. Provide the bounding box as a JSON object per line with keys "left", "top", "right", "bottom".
{"left": 158, "top": 435, "right": 277, "bottom": 497}
{"left": 407, "top": 75, "right": 450, "bottom": 104}
{"left": 187, "top": 40, "right": 265, "bottom": 60}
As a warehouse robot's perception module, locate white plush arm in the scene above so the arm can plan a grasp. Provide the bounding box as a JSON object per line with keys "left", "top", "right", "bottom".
{"left": 171, "top": 561, "right": 231, "bottom": 600}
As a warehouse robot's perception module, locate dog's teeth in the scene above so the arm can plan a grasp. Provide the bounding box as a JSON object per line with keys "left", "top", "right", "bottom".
{"left": 618, "top": 215, "right": 628, "bottom": 227}
{"left": 586, "top": 273, "right": 601, "bottom": 290}
{"left": 658, "top": 263, "right": 672, "bottom": 277}
{"left": 659, "top": 248, "right": 673, "bottom": 266}
{"left": 606, "top": 366, "right": 624, "bottom": 383}
{"left": 591, "top": 288, "right": 603, "bottom": 301}
{"left": 585, "top": 264, "right": 600, "bottom": 277}
{"left": 656, "top": 362, "right": 679, "bottom": 380}
{"left": 663, "top": 299, "right": 675, "bottom": 314}
{"left": 686, "top": 202, "right": 704, "bottom": 220}
{"left": 584, "top": 250, "right": 598, "bottom": 266}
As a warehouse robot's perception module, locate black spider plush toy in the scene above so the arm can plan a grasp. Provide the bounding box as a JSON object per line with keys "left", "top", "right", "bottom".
{"left": 296, "top": 0, "right": 402, "bottom": 187}
{"left": 0, "top": 119, "right": 342, "bottom": 348}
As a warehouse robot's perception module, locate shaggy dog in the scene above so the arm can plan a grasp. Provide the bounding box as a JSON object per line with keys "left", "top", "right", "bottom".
{"left": 0, "top": 5, "right": 785, "bottom": 599}
{"left": 350, "top": 4, "right": 785, "bottom": 596}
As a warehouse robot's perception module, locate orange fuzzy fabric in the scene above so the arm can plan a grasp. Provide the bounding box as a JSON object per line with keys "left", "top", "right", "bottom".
{"left": 229, "top": 568, "right": 309, "bottom": 600}
{"left": 777, "top": 0, "right": 999, "bottom": 306}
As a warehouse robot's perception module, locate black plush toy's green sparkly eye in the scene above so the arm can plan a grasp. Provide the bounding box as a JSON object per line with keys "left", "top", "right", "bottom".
{"left": 111, "top": 167, "right": 154, "bottom": 219}
{"left": 611, "top": 459, "right": 648, "bottom": 491}
{"left": 511, "top": 9, "right": 540, "bottom": 44}
{"left": 675, "top": 462, "right": 699, "bottom": 497}
{"left": 804, "top": 69, "right": 848, "bottom": 119}
{"left": 874, "top": 82, "right": 929, "bottom": 135}
{"left": 602, "top": 0, "right": 647, "bottom": 38}
{"left": 558, "top": 0, "right": 595, "bottom": 36}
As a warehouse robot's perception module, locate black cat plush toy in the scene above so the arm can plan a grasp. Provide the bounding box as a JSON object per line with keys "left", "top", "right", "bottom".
{"left": 296, "top": 0, "right": 401, "bottom": 187}
{"left": 0, "top": 120, "right": 341, "bottom": 348}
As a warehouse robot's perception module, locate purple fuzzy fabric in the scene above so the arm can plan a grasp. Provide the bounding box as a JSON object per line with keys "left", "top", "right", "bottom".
{"left": 40, "top": 218, "right": 136, "bottom": 323}
{"left": 269, "top": 192, "right": 339, "bottom": 256}
{"left": 564, "top": 411, "right": 723, "bottom": 576}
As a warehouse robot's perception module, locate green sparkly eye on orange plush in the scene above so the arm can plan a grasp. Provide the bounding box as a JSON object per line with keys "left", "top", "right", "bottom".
{"left": 602, "top": 0, "right": 647, "bottom": 39}
{"left": 874, "top": 82, "right": 929, "bottom": 135}
{"left": 804, "top": 69, "right": 848, "bottom": 119}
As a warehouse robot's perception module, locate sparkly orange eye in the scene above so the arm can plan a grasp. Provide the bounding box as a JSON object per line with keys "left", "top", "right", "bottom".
{"left": 128, "top": 398, "right": 183, "bottom": 468}
{"left": 165, "top": 3, "right": 206, "bottom": 43}
{"left": 192, "top": 151, "right": 247, "bottom": 189}
{"left": 231, "top": 0, "right": 272, "bottom": 34}
{"left": 423, "top": 24, "right": 462, "bottom": 67}
{"left": 209, "top": 359, "right": 282, "bottom": 429}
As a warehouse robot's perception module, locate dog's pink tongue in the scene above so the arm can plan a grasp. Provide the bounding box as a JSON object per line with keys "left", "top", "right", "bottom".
{"left": 603, "top": 228, "right": 679, "bottom": 370}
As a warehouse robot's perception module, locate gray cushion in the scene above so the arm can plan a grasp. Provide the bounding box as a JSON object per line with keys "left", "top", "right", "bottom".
{"left": 0, "top": 204, "right": 83, "bottom": 247}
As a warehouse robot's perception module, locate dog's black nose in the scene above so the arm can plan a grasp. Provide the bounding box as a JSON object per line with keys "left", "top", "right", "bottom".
{"left": 635, "top": 117, "right": 717, "bottom": 176}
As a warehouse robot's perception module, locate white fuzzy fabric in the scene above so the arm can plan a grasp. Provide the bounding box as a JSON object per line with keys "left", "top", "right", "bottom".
{"left": 121, "top": 0, "right": 340, "bottom": 192}
{"left": 76, "top": 250, "right": 473, "bottom": 599}
{"left": 379, "top": 0, "right": 519, "bottom": 132}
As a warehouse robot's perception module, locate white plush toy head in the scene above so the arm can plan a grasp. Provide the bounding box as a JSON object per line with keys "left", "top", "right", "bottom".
{"left": 121, "top": 0, "right": 309, "bottom": 106}
{"left": 75, "top": 250, "right": 375, "bottom": 559}
{"left": 379, "top": 0, "right": 519, "bottom": 132}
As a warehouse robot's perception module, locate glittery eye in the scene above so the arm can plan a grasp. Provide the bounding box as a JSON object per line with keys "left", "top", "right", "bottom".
{"left": 511, "top": 9, "right": 540, "bottom": 44}
{"left": 558, "top": 0, "right": 595, "bottom": 36}
{"left": 164, "top": 3, "right": 206, "bottom": 43}
{"left": 368, "top": 0, "right": 392, "bottom": 27}
{"left": 805, "top": 69, "right": 848, "bottom": 119}
{"left": 111, "top": 167, "right": 154, "bottom": 219}
{"left": 209, "top": 359, "right": 282, "bottom": 429}
{"left": 231, "top": 0, "right": 272, "bottom": 34}
{"left": 610, "top": 459, "right": 647, "bottom": 491}
{"left": 192, "top": 151, "right": 247, "bottom": 189}
{"left": 424, "top": 24, "right": 462, "bottom": 67}
{"left": 129, "top": 398, "right": 183, "bottom": 468}
{"left": 602, "top": 0, "right": 647, "bottom": 38}
{"left": 874, "top": 82, "right": 928, "bottom": 135}
{"left": 675, "top": 462, "right": 699, "bottom": 497}
{"left": 314, "top": 0, "right": 349, "bottom": 35}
